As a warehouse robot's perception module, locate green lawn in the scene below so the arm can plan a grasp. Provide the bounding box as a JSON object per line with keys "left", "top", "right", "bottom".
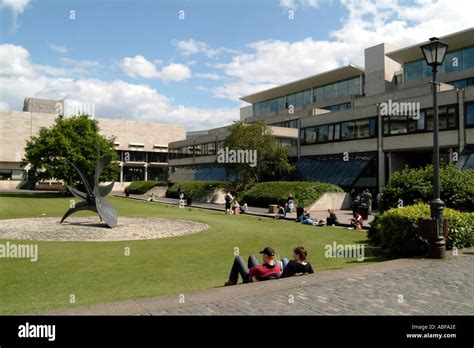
{"left": 0, "top": 194, "right": 386, "bottom": 315}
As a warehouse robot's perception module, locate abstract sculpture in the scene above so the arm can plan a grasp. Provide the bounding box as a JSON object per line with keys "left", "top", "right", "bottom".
{"left": 60, "top": 155, "right": 118, "bottom": 228}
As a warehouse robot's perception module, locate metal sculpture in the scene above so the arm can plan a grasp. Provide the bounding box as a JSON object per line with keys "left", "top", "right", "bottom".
{"left": 60, "top": 155, "right": 118, "bottom": 228}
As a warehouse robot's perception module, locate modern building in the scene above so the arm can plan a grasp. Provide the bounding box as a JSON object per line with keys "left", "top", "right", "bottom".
{"left": 0, "top": 98, "right": 186, "bottom": 189}
{"left": 169, "top": 27, "right": 474, "bottom": 190}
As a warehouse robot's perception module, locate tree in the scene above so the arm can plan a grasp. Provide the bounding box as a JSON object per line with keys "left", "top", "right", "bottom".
{"left": 220, "top": 120, "right": 293, "bottom": 192}
{"left": 22, "top": 115, "right": 119, "bottom": 188}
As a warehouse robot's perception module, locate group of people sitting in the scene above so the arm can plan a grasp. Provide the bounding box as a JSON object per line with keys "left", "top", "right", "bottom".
{"left": 224, "top": 246, "right": 314, "bottom": 286}
{"left": 225, "top": 192, "right": 248, "bottom": 215}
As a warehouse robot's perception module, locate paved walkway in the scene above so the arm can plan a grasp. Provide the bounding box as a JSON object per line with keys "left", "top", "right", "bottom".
{"left": 43, "top": 248, "right": 474, "bottom": 315}
{"left": 114, "top": 194, "right": 375, "bottom": 227}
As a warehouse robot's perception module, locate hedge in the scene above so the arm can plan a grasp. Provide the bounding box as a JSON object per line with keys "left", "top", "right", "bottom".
{"left": 166, "top": 181, "right": 225, "bottom": 201}
{"left": 382, "top": 164, "right": 474, "bottom": 212}
{"left": 240, "top": 181, "right": 343, "bottom": 208}
{"left": 368, "top": 203, "right": 474, "bottom": 257}
{"left": 124, "top": 181, "right": 167, "bottom": 195}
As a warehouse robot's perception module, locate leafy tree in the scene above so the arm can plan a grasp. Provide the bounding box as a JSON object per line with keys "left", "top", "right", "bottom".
{"left": 22, "top": 115, "right": 119, "bottom": 188}
{"left": 220, "top": 121, "right": 293, "bottom": 192}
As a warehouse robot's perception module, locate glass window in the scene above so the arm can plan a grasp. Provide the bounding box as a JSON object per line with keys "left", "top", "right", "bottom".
{"left": 334, "top": 124, "right": 340, "bottom": 140}
{"left": 417, "top": 111, "right": 425, "bottom": 130}
{"left": 426, "top": 109, "right": 434, "bottom": 131}
{"left": 447, "top": 106, "right": 456, "bottom": 129}
{"left": 389, "top": 116, "right": 408, "bottom": 135}
{"left": 355, "top": 119, "right": 370, "bottom": 138}
{"left": 322, "top": 85, "right": 332, "bottom": 100}
{"left": 383, "top": 119, "right": 389, "bottom": 135}
{"left": 338, "top": 80, "right": 349, "bottom": 97}
{"left": 463, "top": 47, "right": 474, "bottom": 70}
{"left": 328, "top": 125, "right": 334, "bottom": 141}
{"left": 303, "top": 89, "right": 312, "bottom": 106}
{"left": 341, "top": 122, "right": 353, "bottom": 140}
{"left": 277, "top": 96, "right": 285, "bottom": 111}
{"left": 369, "top": 118, "right": 377, "bottom": 137}
{"left": 304, "top": 127, "right": 317, "bottom": 144}
{"left": 466, "top": 103, "right": 474, "bottom": 126}
{"left": 287, "top": 93, "right": 296, "bottom": 108}
{"left": 445, "top": 51, "right": 463, "bottom": 74}
{"left": 317, "top": 125, "right": 329, "bottom": 143}
{"left": 295, "top": 92, "right": 303, "bottom": 107}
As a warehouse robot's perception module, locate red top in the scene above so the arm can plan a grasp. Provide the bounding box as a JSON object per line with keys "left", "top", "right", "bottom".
{"left": 248, "top": 263, "right": 281, "bottom": 281}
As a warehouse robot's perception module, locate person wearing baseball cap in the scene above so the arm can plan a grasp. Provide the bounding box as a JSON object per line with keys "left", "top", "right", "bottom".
{"left": 224, "top": 246, "right": 281, "bottom": 286}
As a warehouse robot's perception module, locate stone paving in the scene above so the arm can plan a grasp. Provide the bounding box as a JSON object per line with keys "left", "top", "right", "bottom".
{"left": 43, "top": 248, "right": 474, "bottom": 316}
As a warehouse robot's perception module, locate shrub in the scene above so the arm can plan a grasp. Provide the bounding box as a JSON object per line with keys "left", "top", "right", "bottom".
{"left": 382, "top": 164, "right": 474, "bottom": 212}
{"left": 124, "top": 180, "right": 167, "bottom": 195}
{"left": 371, "top": 203, "right": 474, "bottom": 257}
{"left": 166, "top": 181, "right": 224, "bottom": 201}
{"left": 240, "top": 181, "right": 343, "bottom": 208}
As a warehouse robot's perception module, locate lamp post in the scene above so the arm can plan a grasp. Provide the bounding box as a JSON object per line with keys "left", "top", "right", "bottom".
{"left": 420, "top": 37, "right": 448, "bottom": 259}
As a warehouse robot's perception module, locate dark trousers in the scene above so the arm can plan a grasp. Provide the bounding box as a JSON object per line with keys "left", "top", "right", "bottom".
{"left": 228, "top": 255, "right": 259, "bottom": 284}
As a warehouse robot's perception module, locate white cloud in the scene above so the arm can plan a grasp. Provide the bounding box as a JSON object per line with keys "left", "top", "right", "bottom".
{"left": 194, "top": 73, "right": 221, "bottom": 80}
{"left": 1, "top": 0, "right": 30, "bottom": 30}
{"left": 279, "top": 0, "right": 319, "bottom": 9}
{"left": 48, "top": 44, "right": 68, "bottom": 54}
{"left": 214, "top": 0, "right": 474, "bottom": 101}
{"left": 120, "top": 55, "right": 191, "bottom": 82}
{"left": 0, "top": 44, "right": 236, "bottom": 130}
{"left": 173, "top": 39, "right": 239, "bottom": 58}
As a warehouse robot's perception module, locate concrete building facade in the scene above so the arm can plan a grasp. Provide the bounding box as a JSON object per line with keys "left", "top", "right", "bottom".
{"left": 0, "top": 100, "right": 186, "bottom": 189}
{"left": 169, "top": 28, "right": 474, "bottom": 190}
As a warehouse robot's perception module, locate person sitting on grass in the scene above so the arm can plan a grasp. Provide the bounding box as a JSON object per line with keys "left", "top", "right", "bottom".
{"left": 239, "top": 202, "right": 248, "bottom": 214}
{"left": 231, "top": 199, "right": 240, "bottom": 215}
{"left": 224, "top": 247, "right": 281, "bottom": 286}
{"left": 326, "top": 208, "right": 338, "bottom": 226}
{"left": 350, "top": 211, "right": 363, "bottom": 230}
{"left": 275, "top": 204, "right": 286, "bottom": 220}
{"left": 299, "top": 208, "right": 313, "bottom": 225}
{"left": 280, "top": 246, "right": 314, "bottom": 278}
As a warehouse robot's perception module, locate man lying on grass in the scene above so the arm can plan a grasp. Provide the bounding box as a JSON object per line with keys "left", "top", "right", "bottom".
{"left": 224, "top": 247, "right": 281, "bottom": 286}
{"left": 224, "top": 246, "right": 314, "bottom": 286}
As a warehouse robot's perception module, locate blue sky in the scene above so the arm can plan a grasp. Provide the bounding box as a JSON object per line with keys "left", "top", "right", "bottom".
{"left": 1, "top": 0, "right": 473, "bottom": 130}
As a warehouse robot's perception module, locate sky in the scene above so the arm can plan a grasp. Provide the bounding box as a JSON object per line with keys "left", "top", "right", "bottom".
{"left": 1, "top": 0, "right": 473, "bottom": 131}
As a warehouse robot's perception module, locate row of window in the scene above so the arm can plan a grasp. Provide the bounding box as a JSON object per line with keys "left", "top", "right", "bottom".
{"left": 252, "top": 77, "right": 362, "bottom": 117}
{"left": 273, "top": 119, "right": 299, "bottom": 128}
{"left": 382, "top": 106, "right": 457, "bottom": 135}
{"left": 169, "top": 141, "right": 225, "bottom": 159}
{"left": 448, "top": 77, "right": 474, "bottom": 89}
{"left": 116, "top": 150, "right": 167, "bottom": 163}
{"left": 466, "top": 102, "right": 474, "bottom": 127}
{"left": 300, "top": 118, "right": 377, "bottom": 145}
{"left": 405, "top": 46, "right": 474, "bottom": 82}
{"left": 322, "top": 102, "right": 351, "bottom": 112}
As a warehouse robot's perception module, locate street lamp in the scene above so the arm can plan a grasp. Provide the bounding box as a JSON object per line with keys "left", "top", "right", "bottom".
{"left": 420, "top": 37, "right": 448, "bottom": 259}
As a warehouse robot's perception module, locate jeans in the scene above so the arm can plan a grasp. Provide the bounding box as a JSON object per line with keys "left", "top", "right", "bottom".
{"left": 228, "top": 255, "right": 259, "bottom": 284}
{"left": 281, "top": 257, "right": 289, "bottom": 269}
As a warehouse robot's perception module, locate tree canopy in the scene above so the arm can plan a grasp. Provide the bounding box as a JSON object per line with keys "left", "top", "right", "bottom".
{"left": 220, "top": 120, "right": 293, "bottom": 192}
{"left": 22, "top": 115, "right": 119, "bottom": 187}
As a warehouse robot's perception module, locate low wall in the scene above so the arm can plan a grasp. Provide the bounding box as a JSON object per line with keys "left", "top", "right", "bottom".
{"left": 0, "top": 180, "right": 21, "bottom": 190}
{"left": 145, "top": 186, "right": 168, "bottom": 198}
{"left": 308, "top": 192, "right": 352, "bottom": 211}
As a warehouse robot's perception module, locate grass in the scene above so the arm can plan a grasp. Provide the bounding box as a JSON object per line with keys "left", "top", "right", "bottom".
{"left": 0, "top": 193, "right": 386, "bottom": 315}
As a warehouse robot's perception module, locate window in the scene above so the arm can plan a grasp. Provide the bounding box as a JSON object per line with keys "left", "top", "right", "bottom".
{"left": 426, "top": 106, "right": 457, "bottom": 131}
{"left": 334, "top": 124, "right": 340, "bottom": 140}
{"left": 328, "top": 125, "right": 334, "bottom": 141}
{"left": 304, "top": 127, "right": 317, "bottom": 144}
{"left": 390, "top": 116, "right": 408, "bottom": 135}
{"left": 338, "top": 80, "right": 349, "bottom": 97}
{"left": 348, "top": 77, "right": 361, "bottom": 95}
{"left": 464, "top": 47, "right": 474, "bottom": 70}
{"left": 445, "top": 50, "right": 463, "bottom": 74}
{"left": 341, "top": 122, "right": 353, "bottom": 140}
{"left": 287, "top": 93, "right": 296, "bottom": 108}
{"left": 316, "top": 125, "right": 329, "bottom": 143}
{"left": 466, "top": 103, "right": 474, "bottom": 127}
{"left": 354, "top": 119, "right": 370, "bottom": 138}
{"left": 303, "top": 89, "right": 312, "bottom": 106}
{"left": 369, "top": 118, "right": 377, "bottom": 137}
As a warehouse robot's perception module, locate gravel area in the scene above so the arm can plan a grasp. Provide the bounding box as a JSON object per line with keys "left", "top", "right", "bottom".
{"left": 0, "top": 217, "right": 209, "bottom": 241}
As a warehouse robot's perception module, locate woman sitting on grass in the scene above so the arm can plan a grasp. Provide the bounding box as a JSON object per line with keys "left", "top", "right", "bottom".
{"left": 280, "top": 246, "right": 314, "bottom": 278}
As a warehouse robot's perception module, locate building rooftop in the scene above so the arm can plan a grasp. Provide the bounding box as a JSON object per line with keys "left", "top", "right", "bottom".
{"left": 386, "top": 27, "right": 474, "bottom": 64}
{"left": 239, "top": 64, "right": 365, "bottom": 104}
